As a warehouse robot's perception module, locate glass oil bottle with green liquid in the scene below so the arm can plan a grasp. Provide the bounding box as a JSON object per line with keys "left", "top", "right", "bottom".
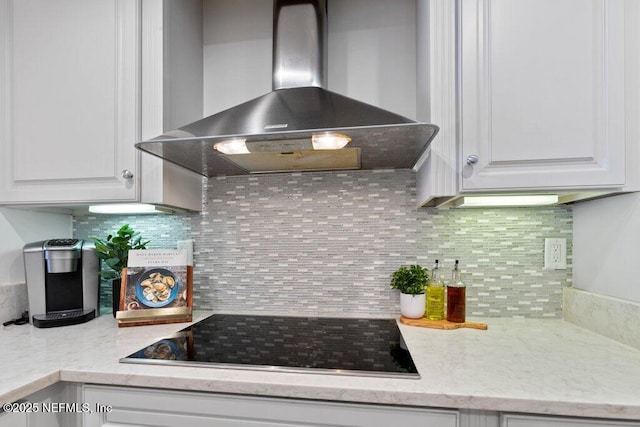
{"left": 426, "top": 259, "right": 445, "bottom": 320}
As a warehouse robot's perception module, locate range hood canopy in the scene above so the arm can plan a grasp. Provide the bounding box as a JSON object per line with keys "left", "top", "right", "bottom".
{"left": 135, "top": 0, "right": 439, "bottom": 178}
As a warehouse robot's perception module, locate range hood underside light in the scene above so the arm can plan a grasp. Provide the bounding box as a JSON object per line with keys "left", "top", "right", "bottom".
{"left": 213, "top": 138, "right": 249, "bottom": 155}
{"left": 211, "top": 132, "right": 357, "bottom": 173}
{"left": 214, "top": 133, "right": 352, "bottom": 155}
{"left": 311, "top": 133, "right": 351, "bottom": 150}
{"left": 217, "top": 147, "right": 361, "bottom": 174}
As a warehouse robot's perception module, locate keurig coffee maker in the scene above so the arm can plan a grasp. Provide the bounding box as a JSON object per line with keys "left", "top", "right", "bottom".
{"left": 23, "top": 239, "right": 99, "bottom": 328}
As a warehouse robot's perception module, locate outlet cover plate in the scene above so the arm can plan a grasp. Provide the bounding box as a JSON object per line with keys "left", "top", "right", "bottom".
{"left": 544, "top": 237, "right": 567, "bottom": 270}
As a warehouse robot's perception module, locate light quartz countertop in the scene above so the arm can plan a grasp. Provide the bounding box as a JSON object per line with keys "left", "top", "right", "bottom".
{"left": 1, "top": 312, "right": 639, "bottom": 421}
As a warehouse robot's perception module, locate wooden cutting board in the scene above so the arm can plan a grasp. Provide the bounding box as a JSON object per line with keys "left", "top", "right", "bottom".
{"left": 400, "top": 316, "right": 488, "bottom": 330}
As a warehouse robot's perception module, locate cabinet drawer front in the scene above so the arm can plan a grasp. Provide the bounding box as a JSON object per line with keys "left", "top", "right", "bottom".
{"left": 501, "top": 413, "right": 640, "bottom": 427}
{"left": 83, "top": 385, "right": 459, "bottom": 427}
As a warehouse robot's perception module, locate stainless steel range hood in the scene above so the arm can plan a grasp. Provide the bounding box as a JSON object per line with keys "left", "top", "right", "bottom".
{"left": 135, "top": 0, "right": 439, "bottom": 178}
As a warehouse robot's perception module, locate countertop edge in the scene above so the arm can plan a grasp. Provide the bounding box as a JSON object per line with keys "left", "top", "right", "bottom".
{"left": 0, "top": 370, "right": 60, "bottom": 407}
{"left": 58, "top": 369, "right": 640, "bottom": 421}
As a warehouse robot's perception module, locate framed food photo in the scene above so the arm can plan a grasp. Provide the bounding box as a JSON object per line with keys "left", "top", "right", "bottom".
{"left": 116, "top": 249, "right": 193, "bottom": 327}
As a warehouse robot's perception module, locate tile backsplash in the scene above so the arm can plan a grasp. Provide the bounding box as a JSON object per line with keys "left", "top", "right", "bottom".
{"left": 73, "top": 169, "right": 572, "bottom": 318}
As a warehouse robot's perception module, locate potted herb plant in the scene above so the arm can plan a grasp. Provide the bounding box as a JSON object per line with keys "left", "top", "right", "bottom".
{"left": 390, "top": 264, "right": 429, "bottom": 318}
{"left": 93, "top": 224, "right": 149, "bottom": 316}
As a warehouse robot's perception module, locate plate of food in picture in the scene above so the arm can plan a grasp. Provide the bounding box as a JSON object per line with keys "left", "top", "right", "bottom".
{"left": 141, "top": 339, "right": 182, "bottom": 360}
{"left": 135, "top": 268, "right": 180, "bottom": 308}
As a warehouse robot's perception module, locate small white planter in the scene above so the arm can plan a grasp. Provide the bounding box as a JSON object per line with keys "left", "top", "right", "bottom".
{"left": 400, "top": 293, "right": 425, "bottom": 318}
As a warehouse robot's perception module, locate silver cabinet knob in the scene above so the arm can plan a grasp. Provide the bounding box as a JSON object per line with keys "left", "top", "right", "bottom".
{"left": 121, "top": 169, "right": 134, "bottom": 179}
{"left": 466, "top": 155, "right": 479, "bottom": 165}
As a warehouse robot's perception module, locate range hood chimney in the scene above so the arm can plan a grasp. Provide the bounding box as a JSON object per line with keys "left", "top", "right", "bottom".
{"left": 135, "top": 0, "right": 439, "bottom": 177}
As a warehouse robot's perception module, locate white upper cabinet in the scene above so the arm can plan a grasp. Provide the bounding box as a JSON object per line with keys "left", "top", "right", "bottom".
{"left": 0, "top": 0, "right": 202, "bottom": 210}
{"left": 0, "top": 0, "right": 138, "bottom": 203}
{"left": 418, "top": 0, "right": 639, "bottom": 205}
{"left": 461, "top": 0, "right": 626, "bottom": 191}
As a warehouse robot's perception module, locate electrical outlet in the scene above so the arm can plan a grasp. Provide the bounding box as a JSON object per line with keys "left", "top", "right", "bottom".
{"left": 177, "top": 239, "right": 194, "bottom": 266}
{"left": 544, "top": 238, "right": 567, "bottom": 270}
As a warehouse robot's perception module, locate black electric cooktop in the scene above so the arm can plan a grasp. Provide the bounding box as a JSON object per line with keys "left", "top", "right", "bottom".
{"left": 121, "top": 314, "right": 419, "bottom": 378}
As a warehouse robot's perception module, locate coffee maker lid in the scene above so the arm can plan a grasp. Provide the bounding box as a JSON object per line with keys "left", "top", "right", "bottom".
{"left": 44, "top": 239, "right": 82, "bottom": 249}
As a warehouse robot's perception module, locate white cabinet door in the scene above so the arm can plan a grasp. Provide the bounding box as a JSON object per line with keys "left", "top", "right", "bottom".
{"left": 501, "top": 413, "right": 640, "bottom": 427}
{"left": 0, "top": 0, "right": 203, "bottom": 210}
{"left": 0, "top": 0, "right": 140, "bottom": 204}
{"left": 459, "top": 0, "right": 626, "bottom": 191}
{"left": 83, "top": 385, "right": 459, "bottom": 427}
{"left": 0, "top": 383, "right": 81, "bottom": 427}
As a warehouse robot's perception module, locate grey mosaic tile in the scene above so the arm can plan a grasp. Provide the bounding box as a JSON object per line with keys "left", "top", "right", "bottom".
{"left": 74, "top": 169, "right": 572, "bottom": 318}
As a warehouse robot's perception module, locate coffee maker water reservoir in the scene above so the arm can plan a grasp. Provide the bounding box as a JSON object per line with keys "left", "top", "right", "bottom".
{"left": 23, "top": 239, "right": 99, "bottom": 328}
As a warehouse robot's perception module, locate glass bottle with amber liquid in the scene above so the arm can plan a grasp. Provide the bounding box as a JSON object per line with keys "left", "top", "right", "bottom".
{"left": 426, "top": 260, "right": 445, "bottom": 320}
{"left": 446, "top": 260, "right": 466, "bottom": 323}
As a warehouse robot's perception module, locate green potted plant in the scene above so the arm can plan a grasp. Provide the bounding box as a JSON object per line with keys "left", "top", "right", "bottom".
{"left": 390, "top": 264, "right": 429, "bottom": 318}
{"left": 93, "top": 224, "right": 149, "bottom": 316}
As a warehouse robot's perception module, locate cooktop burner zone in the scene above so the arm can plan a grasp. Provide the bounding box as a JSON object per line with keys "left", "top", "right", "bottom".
{"left": 120, "top": 314, "right": 419, "bottom": 378}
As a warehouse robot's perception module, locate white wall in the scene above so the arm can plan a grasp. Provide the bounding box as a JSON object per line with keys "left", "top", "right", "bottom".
{"left": 203, "top": 0, "right": 417, "bottom": 118}
{"left": 0, "top": 208, "right": 71, "bottom": 285}
{"left": 573, "top": 192, "right": 640, "bottom": 303}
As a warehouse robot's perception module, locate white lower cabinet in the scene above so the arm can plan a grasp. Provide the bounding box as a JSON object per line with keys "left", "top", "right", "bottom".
{"left": 7, "top": 384, "right": 640, "bottom": 427}
{"left": 0, "top": 411, "right": 26, "bottom": 427}
{"left": 500, "top": 413, "right": 640, "bottom": 427}
{"left": 82, "top": 385, "right": 459, "bottom": 427}
{"left": 0, "top": 382, "right": 81, "bottom": 427}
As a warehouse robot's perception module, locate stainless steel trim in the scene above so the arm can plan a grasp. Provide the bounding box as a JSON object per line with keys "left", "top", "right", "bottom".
{"left": 119, "top": 357, "right": 421, "bottom": 379}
